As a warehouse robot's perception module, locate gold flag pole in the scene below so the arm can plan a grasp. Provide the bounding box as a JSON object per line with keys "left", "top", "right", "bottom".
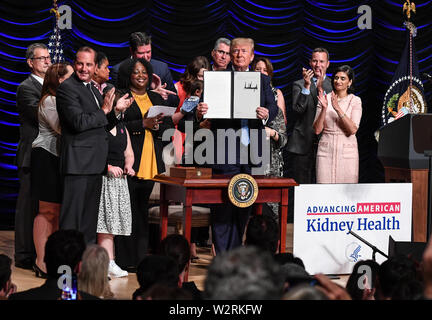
{"left": 403, "top": 0, "right": 417, "bottom": 113}
{"left": 50, "top": 0, "right": 60, "bottom": 21}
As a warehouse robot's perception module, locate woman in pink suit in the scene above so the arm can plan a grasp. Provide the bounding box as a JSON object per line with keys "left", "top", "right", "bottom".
{"left": 313, "top": 65, "right": 362, "bottom": 183}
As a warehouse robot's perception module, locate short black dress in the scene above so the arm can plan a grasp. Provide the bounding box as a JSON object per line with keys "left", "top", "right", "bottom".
{"left": 97, "top": 122, "right": 132, "bottom": 235}
{"left": 31, "top": 95, "right": 62, "bottom": 203}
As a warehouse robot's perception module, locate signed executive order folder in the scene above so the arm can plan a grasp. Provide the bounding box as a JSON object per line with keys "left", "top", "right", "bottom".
{"left": 203, "top": 71, "right": 261, "bottom": 119}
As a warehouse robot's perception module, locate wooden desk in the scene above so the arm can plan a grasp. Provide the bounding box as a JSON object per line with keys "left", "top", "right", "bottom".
{"left": 152, "top": 174, "right": 298, "bottom": 253}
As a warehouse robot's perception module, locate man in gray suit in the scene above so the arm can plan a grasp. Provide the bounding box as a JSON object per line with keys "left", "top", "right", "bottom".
{"left": 286, "top": 47, "right": 332, "bottom": 184}
{"left": 14, "top": 43, "right": 51, "bottom": 269}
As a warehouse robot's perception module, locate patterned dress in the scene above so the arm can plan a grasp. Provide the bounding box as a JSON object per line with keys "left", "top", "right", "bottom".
{"left": 314, "top": 93, "right": 362, "bottom": 183}
{"left": 264, "top": 86, "right": 288, "bottom": 218}
{"left": 97, "top": 122, "right": 132, "bottom": 235}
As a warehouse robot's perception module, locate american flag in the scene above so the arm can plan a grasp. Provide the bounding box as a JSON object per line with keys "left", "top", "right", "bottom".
{"left": 394, "top": 107, "right": 409, "bottom": 120}
{"left": 47, "top": 25, "right": 64, "bottom": 63}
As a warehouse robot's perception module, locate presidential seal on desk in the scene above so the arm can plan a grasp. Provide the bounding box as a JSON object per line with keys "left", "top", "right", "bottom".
{"left": 228, "top": 174, "right": 258, "bottom": 208}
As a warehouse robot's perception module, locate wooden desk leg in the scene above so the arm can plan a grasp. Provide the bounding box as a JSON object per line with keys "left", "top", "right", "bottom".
{"left": 160, "top": 184, "right": 168, "bottom": 241}
{"left": 279, "top": 188, "right": 288, "bottom": 253}
{"left": 183, "top": 190, "right": 193, "bottom": 282}
{"left": 255, "top": 203, "right": 263, "bottom": 215}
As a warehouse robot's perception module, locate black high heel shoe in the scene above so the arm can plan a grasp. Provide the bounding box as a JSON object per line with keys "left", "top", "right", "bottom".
{"left": 33, "top": 262, "right": 48, "bottom": 279}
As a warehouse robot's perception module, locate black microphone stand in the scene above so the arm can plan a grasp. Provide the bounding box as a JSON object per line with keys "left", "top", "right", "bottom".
{"left": 348, "top": 230, "right": 388, "bottom": 262}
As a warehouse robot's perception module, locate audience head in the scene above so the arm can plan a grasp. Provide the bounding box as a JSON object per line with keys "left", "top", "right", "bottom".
{"left": 137, "top": 283, "right": 193, "bottom": 300}
{"left": 117, "top": 57, "right": 153, "bottom": 92}
{"left": 230, "top": 37, "right": 254, "bottom": 71}
{"left": 283, "top": 284, "right": 328, "bottom": 300}
{"left": 189, "top": 79, "right": 204, "bottom": 97}
{"left": 129, "top": 31, "right": 152, "bottom": 61}
{"left": 252, "top": 57, "right": 275, "bottom": 80}
{"left": 204, "top": 246, "right": 284, "bottom": 300}
{"left": 274, "top": 252, "right": 305, "bottom": 269}
{"left": 74, "top": 46, "right": 97, "bottom": 83}
{"left": 211, "top": 37, "right": 231, "bottom": 70}
{"left": 93, "top": 51, "right": 110, "bottom": 84}
{"left": 377, "top": 254, "right": 420, "bottom": 300}
{"left": 345, "top": 259, "right": 379, "bottom": 300}
{"left": 0, "top": 254, "right": 13, "bottom": 299}
{"left": 78, "top": 244, "right": 113, "bottom": 299}
{"left": 26, "top": 43, "right": 51, "bottom": 77}
{"left": 133, "top": 255, "right": 179, "bottom": 300}
{"left": 245, "top": 214, "right": 279, "bottom": 254}
{"left": 333, "top": 64, "right": 355, "bottom": 94}
{"left": 280, "top": 263, "right": 315, "bottom": 292}
{"left": 159, "top": 234, "right": 190, "bottom": 282}
{"left": 180, "top": 56, "right": 210, "bottom": 94}
{"left": 39, "top": 63, "right": 74, "bottom": 105}
{"left": 44, "top": 229, "right": 86, "bottom": 279}
{"left": 309, "top": 47, "right": 330, "bottom": 79}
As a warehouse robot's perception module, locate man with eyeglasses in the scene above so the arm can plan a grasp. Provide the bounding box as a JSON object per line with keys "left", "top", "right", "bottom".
{"left": 14, "top": 43, "right": 51, "bottom": 270}
{"left": 211, "top": 37, "right": 231, "bottom": 71}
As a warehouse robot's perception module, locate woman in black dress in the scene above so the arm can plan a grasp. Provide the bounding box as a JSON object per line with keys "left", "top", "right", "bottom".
{"left": 113, "top": 58, "right": 175, "bottom": 271}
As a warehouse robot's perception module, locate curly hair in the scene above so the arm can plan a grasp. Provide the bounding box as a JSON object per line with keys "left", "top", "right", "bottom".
{"left": 117, "top": 57, "right": 153, "bottom": 92}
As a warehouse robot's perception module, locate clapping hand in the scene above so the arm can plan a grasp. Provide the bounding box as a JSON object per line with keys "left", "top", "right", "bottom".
{"left": 330, "top": 92, "right": 341, "bottom": 113}
{"left": 101, "top": 87, "right": 115, "bottom": 115}
{"left": 115, "top": 93, "right": 134, "bottom": 114}
{"left": 317, "top": 90, "right": 328, "bottom": 109}
{"left": 302, "top": 67, "right": 314, "bottom": 89}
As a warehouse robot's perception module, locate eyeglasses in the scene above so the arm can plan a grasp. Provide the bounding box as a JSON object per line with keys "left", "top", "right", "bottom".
{"left": 216, "top": 49, "right": 230, "bottom": 56}
{"left": 32, "top": 56, "right": 51, "bottom": 61}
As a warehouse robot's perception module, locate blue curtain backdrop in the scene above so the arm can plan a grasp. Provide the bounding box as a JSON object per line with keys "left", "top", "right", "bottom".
{"left": 0, "top": 0, "right": 431, "bottom": 228}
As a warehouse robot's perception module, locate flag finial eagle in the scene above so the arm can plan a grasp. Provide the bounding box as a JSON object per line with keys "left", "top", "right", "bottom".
{"left": 403, "top": 0, "right": 416, "bottom": 20}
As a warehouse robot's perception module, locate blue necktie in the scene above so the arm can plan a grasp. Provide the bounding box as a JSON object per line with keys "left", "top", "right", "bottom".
{"left": 241, "top": 119, "right": 250, "bottom": 146}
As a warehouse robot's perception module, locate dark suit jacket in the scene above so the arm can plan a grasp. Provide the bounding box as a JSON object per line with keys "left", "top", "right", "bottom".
{"left": 15, "top": 75, "right": 42, "bottom": 168}
{"left": 9, "top": 278, "right": 99, "bottom": 300}
{"left": 110, "top": 57, "right": 179, "bottom": 108}
{"left": 56, "top": 73, "right": 118, "bottom": 175}
{"left": 286, "top": 77, "right": 332, "bottom": 155}
{"left": 122, "top": 90, "right": 175, "bottom": 174}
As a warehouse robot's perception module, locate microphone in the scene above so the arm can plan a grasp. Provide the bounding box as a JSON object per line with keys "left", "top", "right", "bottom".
{"left": 422, "top": 72, "right": 432, "bottom": 79}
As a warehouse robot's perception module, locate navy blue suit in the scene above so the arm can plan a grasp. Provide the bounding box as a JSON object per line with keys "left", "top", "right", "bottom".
{"left": 194, "top": 70, "right": 278, "bottom": 253}
{"left": 110, "top": 57, "right": 179, "bottom": 108}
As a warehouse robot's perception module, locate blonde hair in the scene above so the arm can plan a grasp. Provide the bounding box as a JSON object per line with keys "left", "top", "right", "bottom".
{"left": 231, "top": 38, "right": 254, "bottom": 52}
{"left": 78, "top": 244, "right": 114, "bottom": 299}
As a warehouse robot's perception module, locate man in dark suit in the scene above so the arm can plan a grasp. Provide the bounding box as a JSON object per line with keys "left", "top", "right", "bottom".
{"left": 14, "top": 43, "right": 51, "bottom": 270}
{"left": 211, "top": 37, "right": 231, "bottom": 71}
{"left": 195, "top": 37, "right": 278, "bottom": 253}
{"left": 56, "top": 47, "right": 131, "bottom": 244}
{"left": 286, "top": 47, "right": 332, "bottom": 184}
{"left": 9, "top": 230, "right": 99, "bottom": 300}
{"left": 110, "top": 31, "right": 179, "bottom": 107}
